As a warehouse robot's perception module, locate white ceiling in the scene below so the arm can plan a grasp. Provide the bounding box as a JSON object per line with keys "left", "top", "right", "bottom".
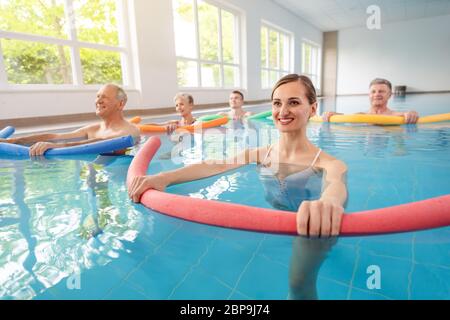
{"left": 273, "top": 0, "right": 450, "bottom": 31}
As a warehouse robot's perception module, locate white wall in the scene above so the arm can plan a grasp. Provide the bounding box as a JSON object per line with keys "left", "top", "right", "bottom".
{"left": 0, "top": 0, "right": 322, "bottom": 120}
{"left": 337, "top": 14, "right": 450, "bottom": 95}
{"left": 0, "top": 89, "right": 141, "bottom": 119}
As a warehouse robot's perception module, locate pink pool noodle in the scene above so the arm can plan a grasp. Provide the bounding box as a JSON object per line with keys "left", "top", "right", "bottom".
{"left": 127, "top": 136, "right": 450, "bottom": 236}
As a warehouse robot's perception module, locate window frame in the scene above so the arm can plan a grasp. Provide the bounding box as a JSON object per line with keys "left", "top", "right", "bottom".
{"left": 173, "top": 0, "right": 242, "bottom": 90}
{"left": 0, "top": 0, "right": 133, "bottom": 91}
{"left": 260, "top": 21, "right": 293, "bottom": 90}
{"left": 301, "top": 39, "right": 321, "bottom": 90}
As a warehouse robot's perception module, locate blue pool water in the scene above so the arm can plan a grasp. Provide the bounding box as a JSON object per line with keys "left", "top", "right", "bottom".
{"left": 0, "top": 93, "right": 449, "bottom": 300}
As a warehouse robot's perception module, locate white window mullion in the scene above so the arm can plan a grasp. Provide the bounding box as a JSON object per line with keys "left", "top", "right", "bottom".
{"left": 65, "top": 0, "right": 83, "bottom": 86}
{"left": 279, "top": 33, "right": 284, "bottom": 75}
{"left": 301, "top": 40, "right": 321, "bottom": 88}
{"left": 218, "top": 8, "right": 224, "bottom": 87}
{"left": 289, "top": 35, "right": 293, "bottom": 73}
{"left": 276, "top": 31, "right": 280, "bottom": 73}
{"left": 117, "top": 0, "right": 132, "bottom": 86}
{"left": 0, "top": 30, "right": 126, "bottom": 52}
{"left": 234, "top": 14, "right": 241, "bottom": 87}
{"left": 233, "top": 14, "right": 239, "bottom": 64}
{"left": 265, "top": 27, "right": 269, "bottom": 69}
{"left": 266, "top": 26, "right": 270, "bottom": 88}
{"left": 194, "top": 0, "right": 201, "bottom": 87}
{"left": 0, "top": 30, "right": 69, "bottom": 47}
{"left": 306, "top": 46, "right": 310, "bottom": 75}
{"left": 312, "top": 46, "right": 316, "bottom": 79}
{"left": 302, "top": 43, "right": 306, "bottom": 73}
{"left": 317, "top": 46, "right": 322, "bottom": 89}
{"left": 308, "top": 44, "right": 313, "bottom": 75}
{"left": 301, "top": 43, "right": 304, "bottom": 73}
{"left": 222, "top": 62, "right": 239, "bottom": 68}
{"left": 0, "top": 40, "right": 9, "bottom": 88}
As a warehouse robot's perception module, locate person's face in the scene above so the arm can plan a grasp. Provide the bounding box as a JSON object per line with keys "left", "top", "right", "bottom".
{"left": 175, "top": 97, "right": 193, "bottom": 117}
{"left": 95, "top": 86, "right": 122, "bottom": 117}
{"left": 229, "top": 93, "right": 243, "bottom": 109}
{"left": 369, "top": 84, "right": 391, "bottom": 108}
{"left": 272, "top": 81, "right": 316, "bottom": 132}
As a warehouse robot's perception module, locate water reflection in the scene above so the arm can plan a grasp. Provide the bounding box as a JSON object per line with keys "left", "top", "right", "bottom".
{"left": 0, "top": 155, "right": 147, "bottom": 299}
{"left": 289, "top": 236, "right": 337, "bottom": 300}
{"left": 311, "top": 123, "right": 415, "bottom": 158}
{"left": 188, "top": 172, "right": 242, "bottom": 200}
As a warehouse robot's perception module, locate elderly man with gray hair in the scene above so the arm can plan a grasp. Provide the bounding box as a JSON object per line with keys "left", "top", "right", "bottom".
{"left": 322, "top": 78, "right": 419, "bottom": 124}
{"left": 0, "top": 83, "right": 140, "bottom": 156}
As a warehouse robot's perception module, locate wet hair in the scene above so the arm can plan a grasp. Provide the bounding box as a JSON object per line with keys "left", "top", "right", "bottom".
{"left": 104, "top": 83, "right": 127, "bottom": 105}
{"left": 174, "top": 92, "right": 194, "bottom": 105}
{"left": 271, "top": 74, "right": 317, "bottom": 105}
{"left": 369, "top": 78, "right": 392, "bottom": 91}
{"left": 231, "top": 90, "right": 244, "bottom": 100}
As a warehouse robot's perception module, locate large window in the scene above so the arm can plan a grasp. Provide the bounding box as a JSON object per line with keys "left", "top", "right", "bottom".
{"left": 260, "top": 23, "right": 292, "bottom": 89}
{"left": 0, "top": 0, "right": 131, "bottom": 88}
{"left": 172, "top": 0, "right": 241, "bottom": 88}
{"left": 301, "top": 41, "right": 320, "bottom": 89}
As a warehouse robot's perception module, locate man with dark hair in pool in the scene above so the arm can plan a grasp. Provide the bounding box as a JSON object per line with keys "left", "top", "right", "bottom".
{"left": 0, "top": 84, "right": 140, "bottom": 156}
{"left": 219, "top": 90, "right": 252, "bottom": 120}
{"left": 322, "top": 78, "right": 419, "bottom": 124}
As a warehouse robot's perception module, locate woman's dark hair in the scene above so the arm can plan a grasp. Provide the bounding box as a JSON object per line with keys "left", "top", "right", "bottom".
{"left": 271, "top": 74, "right": 317, "bottom": 105}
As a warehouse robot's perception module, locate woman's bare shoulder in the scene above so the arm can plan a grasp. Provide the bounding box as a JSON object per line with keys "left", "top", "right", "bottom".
{"left": 316, "top": 150, "right": 347, "bottom": 170}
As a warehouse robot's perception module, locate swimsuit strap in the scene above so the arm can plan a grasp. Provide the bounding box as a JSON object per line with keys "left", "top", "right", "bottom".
{"left": 261, "top": 144, "right": 273, "bottom": 165}
{"left": 310, "top": 149, "right": 322, "bottom": 167}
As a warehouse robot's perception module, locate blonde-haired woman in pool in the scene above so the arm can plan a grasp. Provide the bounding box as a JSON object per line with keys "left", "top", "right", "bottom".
{"left": 146, "top": 93, "right": 197, "bottom": 134}
{"left": 129, "top": 74, "right": 348, "bottom": 299}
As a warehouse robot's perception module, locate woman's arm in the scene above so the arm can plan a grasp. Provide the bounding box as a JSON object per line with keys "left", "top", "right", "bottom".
{"left": 319, "top": 159, "right": 348, "bottom": 206}
{"left": 128, "top": 146, "right": 266, "bottom": 203}
{"left": 296, "top": 158, "right": 347, "bottom": 237}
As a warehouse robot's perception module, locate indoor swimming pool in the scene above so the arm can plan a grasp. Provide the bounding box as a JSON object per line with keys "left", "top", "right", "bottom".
{"left": 0, "top": 93, "right": 449, "bottom": 300}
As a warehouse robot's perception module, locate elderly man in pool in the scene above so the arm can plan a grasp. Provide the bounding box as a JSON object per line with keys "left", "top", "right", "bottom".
{"left": 0, "top": 84, "right": 140, "bottom": 156}
{"left": 322, "top": 78, "right": 419, "bottom": 124}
